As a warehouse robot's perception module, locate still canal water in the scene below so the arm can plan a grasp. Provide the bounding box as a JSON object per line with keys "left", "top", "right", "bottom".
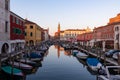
{"left": 26, "top": 45, "right": 97, "bottom": 80}
{"left": 0, "top": 45, "right": 98, "bottom": 80}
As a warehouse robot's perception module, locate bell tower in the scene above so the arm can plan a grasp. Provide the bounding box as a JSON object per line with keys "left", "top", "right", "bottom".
{"left": 58, "top": 22, "right": 60, "bottom": 33}
{"left": 58, "top": 22, "right": 60, "bottom": 39}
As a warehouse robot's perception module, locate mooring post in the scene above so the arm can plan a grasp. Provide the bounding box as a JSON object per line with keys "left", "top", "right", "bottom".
{"left": 104, "top": 51, "right": 106, "bottom": 67}
{"left": 100, "top": 50, "right": 102, "bottom": 59}
{"left": 97, "top": 50, "right": 99, "bottom": 59}
{"left": 0, "top": 54, "right": 1, "bottom": 72}
{"left": 11, "top": 53, "right": 14, "bottom": 76}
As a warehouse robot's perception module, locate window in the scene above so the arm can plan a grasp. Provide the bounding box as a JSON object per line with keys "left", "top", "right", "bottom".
{"left": 30, "top": 26, "right": 33, "bottom": 29}
{"left": 13, "top": 28, "right": 21, "bottom": 34}
{"left": 115, "top": 26, "right": 119, "bottom": 31}
{"left": 116, "top": 34, "right": 119, "bottom": 40}
{"left": 16, "top": 18, "right": 19, "bottom": 24}
{"left": 25, "top": 32, "right": 27, "bottom": 36}
{"left": 5, "top": 0, "right": 9, "bottom": 10}
{"left": 5, "top": 21, "right": 8, "bottom": 32}
{"left": 12, "top": 16, "right": 15, "bottom": 23}
{"left": 30, "top": 32, "right": 33, "bottom": 36}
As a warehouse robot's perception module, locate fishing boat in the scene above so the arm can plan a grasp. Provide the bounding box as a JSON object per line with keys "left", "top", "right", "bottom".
{"left": 2, "top": 66, "right": 24, "bottom": 77}
{"left": 76, "top": 52, "right": 88, "bottom": 59}
{"left": 98, "top": 66, "right": 120, "bottom": 80}
{"left": 86, "top": 58, "right": 102, "bottom": 71}
{"left": 9, "top": 61, "right": 33, "bottom": 70}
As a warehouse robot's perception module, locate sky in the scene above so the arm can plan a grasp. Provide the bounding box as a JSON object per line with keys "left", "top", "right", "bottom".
{"left": 10, "top": 0, "right": 120, "bottom": 36}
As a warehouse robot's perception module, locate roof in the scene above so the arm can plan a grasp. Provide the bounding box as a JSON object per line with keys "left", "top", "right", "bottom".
{"left": 65, "top": 29, "right": 86, "bottom": 31}
{"left": 10, "top": 11, "right": 24, "bottom": 21}
{"left": 24, "top": 19, "right": 36, "bottom": 24}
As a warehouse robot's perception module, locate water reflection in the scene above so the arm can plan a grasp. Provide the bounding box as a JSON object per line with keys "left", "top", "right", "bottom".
{"left": 76, "top": 57, "right": 87, "bottom": 68}
{"left": 1, "top": 46, "right": 98, "bottom": 80}
{"left": 55, "top": 45, "right": 72, "bottom": 57}
{"left": 86, "top": 67, "right": 98, "bottom": 75}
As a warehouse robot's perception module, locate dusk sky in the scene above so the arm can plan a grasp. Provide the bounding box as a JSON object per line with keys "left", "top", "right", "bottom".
{"left": 10, "top": 0, "right": 120, "bottom": 35}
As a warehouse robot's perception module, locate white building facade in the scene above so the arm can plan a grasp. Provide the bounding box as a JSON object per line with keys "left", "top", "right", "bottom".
{"left": 44, "top": 29, "right": 49, "bottom": 41}
{"left": 114, "top": 24, "right": 120, "bottom": 49}
{"left": 0, "top": 0, "right": 10, "bottom": 54}
{"left": 60, "top": 31, "right": 65, "bottom": 40}
{"left": 64, "top": 29, "right": 86, "bottom": 41}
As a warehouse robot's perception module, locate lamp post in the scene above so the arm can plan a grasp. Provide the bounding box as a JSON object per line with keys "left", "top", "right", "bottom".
{"left": 84, "top": 33, "right": 86, "bottom": 49}
{"left": 94, "top": 30, "right": 96, "bottom": 48}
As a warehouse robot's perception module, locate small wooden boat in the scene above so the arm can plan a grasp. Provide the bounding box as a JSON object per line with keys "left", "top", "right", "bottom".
{"left": 2, "top": 66, "right": 24, "bottom": 77}
{"left": 86, "top": 58, "right": 102, "bottom": 71}
{"left": 23, "top": 52, "right": 42, "bottom": 58}
{"left": 76, "top": 52, "right": 88, "bottom": 59}
{"left": 29, "top": 58, "right": 43, "bottom": 62}
{"left": 9, "top": 61, "right": 33, "bottom": 70}
{"left": 98, "top": 66, "right": 120, "bottom": 80}
{"left": 17, "top": 59, "right": 37, "bottom": 67}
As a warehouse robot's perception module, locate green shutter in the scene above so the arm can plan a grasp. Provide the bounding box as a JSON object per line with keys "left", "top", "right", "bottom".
{"left": 13, "top": 28, "right": 16, "bottom": 33}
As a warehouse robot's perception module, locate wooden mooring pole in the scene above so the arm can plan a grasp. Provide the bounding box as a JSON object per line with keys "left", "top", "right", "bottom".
{"left": 0, "top": 54, "right": 1, "bottom": 72}
{"left": 104, "top": 52, "right": 106, "bottom": 67}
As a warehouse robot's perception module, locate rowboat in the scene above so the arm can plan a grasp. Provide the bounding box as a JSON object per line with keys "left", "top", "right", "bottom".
{"left": 2, "top": 66, "right": 24, "bottom": 77}
{"left": 17, "top": 59, "right": 37, "bottom": 66}
{"left": 9, "top": 61, "right": 33, "bottom": 70}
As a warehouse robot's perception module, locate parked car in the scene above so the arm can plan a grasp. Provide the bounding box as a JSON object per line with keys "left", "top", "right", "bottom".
{"left": 105, "top": 50, "right": 120, "bottom": 57}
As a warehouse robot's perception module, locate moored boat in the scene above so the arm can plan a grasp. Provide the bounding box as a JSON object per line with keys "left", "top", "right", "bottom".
{"left": 17, "top": 59, "right": 37, "bottom": 67}
{"left": 9, "top": 61, "right": 33, "bottom": 70}
{"left": 76, "top": 52, "right": 88, "bottom": 59}
{"left": 86, "top": 58, "right": 102, "bottom": 71}
{"left": 72, "top": 50, "right": 79, "bottom": 56}
{"left": 98, "top": 66, "right": 120, "bottom": 80}
{"left": 2, "top": 66, "right": 24, "bottom": 77}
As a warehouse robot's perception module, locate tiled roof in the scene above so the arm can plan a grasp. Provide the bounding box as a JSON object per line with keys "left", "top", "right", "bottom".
{"left": 24, "top": 19, "right": 36, "bottom": 24}
{"left": 65, "top": 29, "right": 86, "bottom": 31}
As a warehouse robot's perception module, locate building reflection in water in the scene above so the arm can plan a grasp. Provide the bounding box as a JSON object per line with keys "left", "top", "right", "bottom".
{"left": 54, "top": 45, "right": 72, "bottom": 58}
{"left": 44, "top": 50, "right": 49, "bottom": 57}
{"left": 64, "top": 50, "right": 72, "bottom": 56}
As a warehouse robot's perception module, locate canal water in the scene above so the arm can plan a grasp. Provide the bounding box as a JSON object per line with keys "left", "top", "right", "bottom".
{"left": 0, "top": 45, "right": 98, "bottom": 80}
{"left": 26, "top": 45, "right": 97, "bottom": 80}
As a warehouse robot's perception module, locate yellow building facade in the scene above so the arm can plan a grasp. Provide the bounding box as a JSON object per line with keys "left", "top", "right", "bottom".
{"left": 25, "top": 20, "right": 42, "bottom": 46}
